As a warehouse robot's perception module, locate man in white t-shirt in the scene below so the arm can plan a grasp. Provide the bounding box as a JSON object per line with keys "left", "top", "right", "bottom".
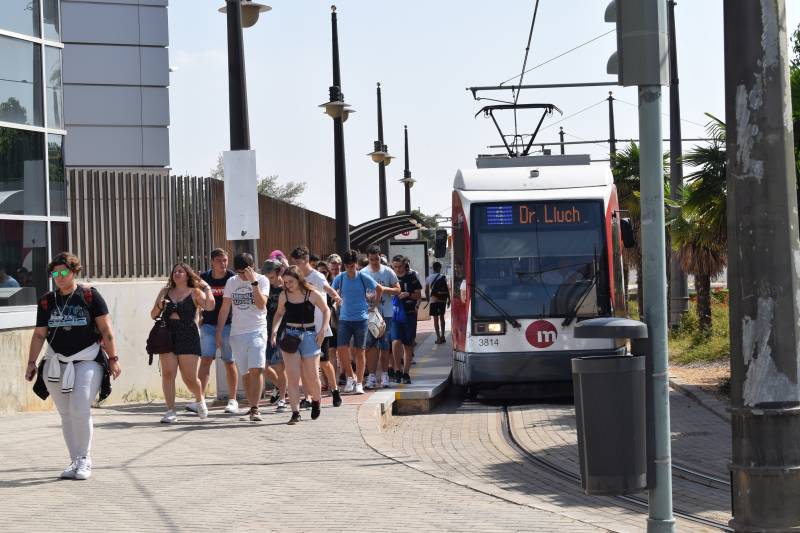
{"left": 216, "top": 253, "right": 269, "bottom": 422}
{"left": 363, "top": 244, "right": 401, "bottom": 388}
{"left": 289, "top": 246, "right": 342, "bottom": 398}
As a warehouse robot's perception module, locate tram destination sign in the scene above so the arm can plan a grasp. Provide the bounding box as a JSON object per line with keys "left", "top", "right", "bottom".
{"left": 484, "top": 201, "right": 596, "bottom": 227}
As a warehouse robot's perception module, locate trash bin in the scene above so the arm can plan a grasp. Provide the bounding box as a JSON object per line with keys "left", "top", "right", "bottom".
{"left": 572, "top": 317, "right": 648, "bottom": 496}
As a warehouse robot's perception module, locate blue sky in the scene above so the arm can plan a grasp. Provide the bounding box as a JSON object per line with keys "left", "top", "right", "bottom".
{"left": 167, "top": 1, "right": 800, "bottom": 225}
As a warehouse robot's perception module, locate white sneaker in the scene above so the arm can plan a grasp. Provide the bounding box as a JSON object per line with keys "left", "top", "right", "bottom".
{"left": 365, "top": 374, "right": 377, "bottom": 389}
{"left": 184, "top": 402, "right": 199, "bottom": 413}
{"left": 60, "top": 460, "right": 77, "bottom": 479}
{"left": 381, "top": 374, "right": 391, "bottom": 388}
{"left": 160, "top": 410, "right": 177, "bottom": 424}
{"left": 74, "top": 457, "right": 92, "bottom": 480}
{"left": 198, "top": 401, "right": 208, "bottom": 419}
{"left": 224, "top": 399, "right": 239, "bottom": 414}
{"left": 344, "top": 376, "right": 355, "bottom": 393}
{"left": 355, "top": 382, "right": 365, "bottom": 395}
{"left": 276, "top": 399, "right": 287, "bottom": 412}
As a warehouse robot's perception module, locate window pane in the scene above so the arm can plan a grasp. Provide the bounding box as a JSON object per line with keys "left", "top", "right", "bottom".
{"left": 43, "top": 0, "right": 61, "bottom": 42}
{"left": 0, "top": 0, "right": 41, "bottom": 38}
{"left": 48, "top": 134, "right": 65, "bottom": 216}
{"left": 0, "top": 37, "right": 43, "bottom": 127}
{"left": 50, "top": 221, "right": 68, "bottom": 258}
{"left": 0, "top": 127, "right": 46, "bottom": 215}
{"left": 0, "top": 220, "right": 48, "bottom": 306}
{"left": 45, "top": 46, "right": 63, "bottom": 129}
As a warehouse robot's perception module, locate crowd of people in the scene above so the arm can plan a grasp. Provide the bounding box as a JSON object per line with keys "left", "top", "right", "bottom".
{"left": 24, "top": 246, "right": 450, "bottom": 480}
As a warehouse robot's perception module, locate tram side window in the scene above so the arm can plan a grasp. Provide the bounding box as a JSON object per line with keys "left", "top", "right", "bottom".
{"left": 611, "top": 215, "right": 627, "bottom": 315}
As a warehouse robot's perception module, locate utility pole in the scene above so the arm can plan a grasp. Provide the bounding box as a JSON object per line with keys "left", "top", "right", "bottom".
{"left": 724, "top": 1, "right": 800, "bottom": 531}
{"left": 559, "top": 127, "right": 566, "bottom": 155}
{"left": 667, "top": 0, "right": 688, "bottom": 329}
{"left": 607, "top": 91, "right": 617, "bottom": 168}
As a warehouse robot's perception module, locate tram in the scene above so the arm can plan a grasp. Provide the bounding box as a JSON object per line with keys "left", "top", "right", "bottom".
{"left": 450, "top": 154, "right": 632, "bottom": 397}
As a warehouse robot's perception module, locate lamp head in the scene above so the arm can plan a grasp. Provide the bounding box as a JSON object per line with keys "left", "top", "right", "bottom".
{"left": 218, "top": 1, "right": 271, "bottom": 29}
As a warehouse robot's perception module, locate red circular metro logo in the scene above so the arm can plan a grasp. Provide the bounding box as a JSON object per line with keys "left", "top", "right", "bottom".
{"left": 526, "top": 320, "right": 558, "bottom": 348}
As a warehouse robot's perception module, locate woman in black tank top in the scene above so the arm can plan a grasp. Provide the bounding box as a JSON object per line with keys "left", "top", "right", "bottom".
{"left": 270, "top": 266, "right": 330, "bottom": 424}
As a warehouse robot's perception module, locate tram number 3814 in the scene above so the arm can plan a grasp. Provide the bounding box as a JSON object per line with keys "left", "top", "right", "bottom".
{"left": 478, "top": 338, "right": 500, "bottom": 347}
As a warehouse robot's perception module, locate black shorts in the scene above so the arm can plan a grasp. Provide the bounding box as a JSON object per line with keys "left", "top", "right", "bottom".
{"left": 320, "top": 338, "right": 330, "bottom": 362}
{"left": 430, "top": 302, "right": 447, "bottom": 316}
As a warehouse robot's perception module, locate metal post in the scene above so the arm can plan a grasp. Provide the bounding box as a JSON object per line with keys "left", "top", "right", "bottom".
{"left": 724, "top": 1, "right": 800, "bottom": 530}
{"left": 639, "top": 82, "right": 675, "bottom": 532}
{"left": 608, "top": 91, "right": 617, "bottom": 168}
{"left": 225, "top": 0, "right": 255, "bottom": 258}
{"left": 330, "top": 6, "right": 350, "bottom": 254}
{"left": 559, "top": 127, "right": 566, "bottom": 155}
{"left": 403, "top": 125, "right": 411, "bottom": 214}
{"left": 667, "top": 0, "right": 688, "bottom": 329}
{"left": 376, "top": 83, "right": 388, "bottom": 219}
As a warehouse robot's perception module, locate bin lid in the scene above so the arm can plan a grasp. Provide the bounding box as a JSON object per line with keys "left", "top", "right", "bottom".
{"left": 574, "top": 317, "right": 648, "bottom": 339}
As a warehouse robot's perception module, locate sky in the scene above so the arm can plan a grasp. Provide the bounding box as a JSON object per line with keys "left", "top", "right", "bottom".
{"left": 167, "top": 1, "right": 800, "bottom": 225}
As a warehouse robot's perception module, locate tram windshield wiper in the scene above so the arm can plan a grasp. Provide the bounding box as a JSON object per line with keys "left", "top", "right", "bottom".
{"left": 470, "top": 283, "right": 522, "bottom": 329}
{"left": 561, "top": 259, "right": 600, "bottom": 327}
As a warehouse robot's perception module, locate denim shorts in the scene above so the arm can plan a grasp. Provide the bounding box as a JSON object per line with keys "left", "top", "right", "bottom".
{"left": 337, "top": 319, "right": 368, "bottom": 349}
{"left": 229, "top": 330, "right": 267, "bottom": 373}
{"left": 200, "top": 323, "right": 234, "bottom": 363}
{"left": 283, "top": 327, "right": 321, "bottom": 358}
{"left": 366, "top": 316, "right": 393, "bottom": 351}
{"left": 266, "top": 341, "right": 283, "bottom": 365}
{"left": 391, "top": 315, "right": 417, "bottom": 346}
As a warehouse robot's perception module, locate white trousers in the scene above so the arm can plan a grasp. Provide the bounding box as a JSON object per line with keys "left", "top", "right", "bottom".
{"left": 45, "top": 361, "right": 102, "bottom": 460}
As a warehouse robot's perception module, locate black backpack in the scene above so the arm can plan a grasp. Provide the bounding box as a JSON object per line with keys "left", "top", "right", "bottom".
{"left": 431, "top": 274, "right": 449, "bottom": 300}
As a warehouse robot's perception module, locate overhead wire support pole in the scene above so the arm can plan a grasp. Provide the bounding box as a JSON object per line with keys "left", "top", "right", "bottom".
{"left": 608, "top": 91, "right": 617, "bottom": 168}
{"left": 724, "top": 1, "right": 800, "bottom": 530}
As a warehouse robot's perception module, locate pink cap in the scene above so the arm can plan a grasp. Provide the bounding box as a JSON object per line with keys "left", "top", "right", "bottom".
{"left": 269, "top": 249, "right": 285, "bottom": 260}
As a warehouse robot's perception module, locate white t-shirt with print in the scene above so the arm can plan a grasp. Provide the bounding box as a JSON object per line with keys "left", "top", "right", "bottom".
{"left": 304, "top": 269, "right": 333, "bottom": 337}
{"left": 223, "top": 274, "right": 270, "bottom": 336}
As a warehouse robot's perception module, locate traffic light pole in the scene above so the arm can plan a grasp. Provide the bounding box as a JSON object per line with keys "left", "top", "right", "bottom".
{"left": 724, "top": 1, "right": 800, "bottom": 530}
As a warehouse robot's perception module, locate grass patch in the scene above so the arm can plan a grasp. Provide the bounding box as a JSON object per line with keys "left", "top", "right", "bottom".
{"left": 669, "top": 300, "right": 729, "bottom": 365}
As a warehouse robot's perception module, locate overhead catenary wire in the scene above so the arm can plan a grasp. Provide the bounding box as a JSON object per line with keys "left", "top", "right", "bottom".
{"left": 614, "top": 97, "right": 708, "bottom": 129}
{"left": 511, "top": 0, "right": 542, "bottom": 146}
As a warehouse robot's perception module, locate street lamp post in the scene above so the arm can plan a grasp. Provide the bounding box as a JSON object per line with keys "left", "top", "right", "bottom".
{"left": 219, "top": 0, "right": 270, "bottom": 258}
{"left": 319, "top": 5, "right": 354, "bottom": 255}
{"left": 367, "top": 82, "right": 393, "bottom": 219}
{"left": 399, "top": 125, "right": 416, "bottom": 214}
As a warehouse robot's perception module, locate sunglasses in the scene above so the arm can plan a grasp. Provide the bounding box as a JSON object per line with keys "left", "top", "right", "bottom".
{"left": 51, "top": 269, "right": 71, "bottom": 279}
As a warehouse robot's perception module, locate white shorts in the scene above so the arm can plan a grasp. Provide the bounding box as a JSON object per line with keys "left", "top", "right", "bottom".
{"left": 229, "top": 330, "right": 267, "bottom": 374}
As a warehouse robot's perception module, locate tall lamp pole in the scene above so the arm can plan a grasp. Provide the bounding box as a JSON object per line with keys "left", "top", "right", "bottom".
{"left": 667, "top": 0, "right": 688, "bottom": 328}
{"left": 319, "top": 5, "right": 354, "bottom": 255}
{"left": 724, "top": 1, "right": 800, "bottom": 530}
{"left": 399, "top": 125, "right": 416, "bottom": 214}
{"left": 367, "top": 82, "right": 393, "bottom": 218}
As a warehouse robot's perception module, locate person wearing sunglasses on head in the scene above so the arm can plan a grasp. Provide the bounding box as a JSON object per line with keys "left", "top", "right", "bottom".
{"left": 25, "top": 252, "right": 122, "bottom": 481}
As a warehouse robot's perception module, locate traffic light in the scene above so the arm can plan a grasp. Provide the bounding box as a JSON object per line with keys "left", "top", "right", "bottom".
{"left": 434, "top": 229, "right": 447, "bottom": 258}
{"left": 605, "top": 0, "right": 669, "bottom": 87}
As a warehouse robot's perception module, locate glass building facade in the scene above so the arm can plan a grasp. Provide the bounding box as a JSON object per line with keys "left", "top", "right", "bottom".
{"left": 0, "top": 0, "right": 66, "bottom": 307}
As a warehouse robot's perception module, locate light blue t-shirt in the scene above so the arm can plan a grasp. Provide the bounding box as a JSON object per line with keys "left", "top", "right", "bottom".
{"left": 363, "top": 264, "right": 399, "bottom": 318}
{"left": 332, "top": 270, "right": 378, "bottom": 321}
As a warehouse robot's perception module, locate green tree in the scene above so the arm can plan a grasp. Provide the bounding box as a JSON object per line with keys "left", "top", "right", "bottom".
{"left": 394, "top": 209, "right": 439, "bottom": 247}
{"left": 671, "top": 115, "right": 727, "bottom": 331}
{"left": 209, "top": 153, "right": 306, "bottom": 206}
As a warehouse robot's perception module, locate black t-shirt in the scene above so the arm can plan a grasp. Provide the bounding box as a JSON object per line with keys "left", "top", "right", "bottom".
{"left": 201, "top": 269, "right": 235, "bottom": 325}
{"left": 35, "top": 286, "right": 109, "bottom": 356}
{"left": 266, "top": 284, "right": 284, "bottom": 335}
{"left": 398, "top": 271, "right": 423, "bottom": 315}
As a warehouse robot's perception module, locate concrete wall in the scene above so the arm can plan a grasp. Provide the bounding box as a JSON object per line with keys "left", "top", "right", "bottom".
{"left": 61, "top": 0, "right": 170, "bottom": 168}
{"left": 0, "top": 279, "right": 217, "bottom": 414}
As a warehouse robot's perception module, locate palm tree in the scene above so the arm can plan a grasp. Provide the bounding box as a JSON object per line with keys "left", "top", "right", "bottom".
{"left": 671, "top": 114, "right": 727, "bottom": 331}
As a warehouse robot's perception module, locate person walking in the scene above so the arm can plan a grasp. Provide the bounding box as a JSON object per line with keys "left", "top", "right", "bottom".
{"left": 391, "top": 255, "right": 422, "bottom": 384}
{"left": 332, "top": 250, "right": 383, "bottom": 394}
{"left": 262, "top": 259, "right": 288, "bottom": 412}
{"left": 150, "top": 263, "right": 215, "bottom": 423}
{"left": 316, "top": 261, "right": 343, "bottom": 406}
{"left": 270, "top": 266, "right": 331, "bottom": 424}
{"left": 425, "top": 261, "right": 450, "bottom": 344}
{"left": 194, "top": 248, "right": 239, "bottom": 415}
{"left": 363, "top": 245, "right": 400, "bottom": 388}
{"left": 216, "top": 253, "right": 270, "bottom": 422}
{"left": 26, "top": 252, "right": 122, "bottom": 480}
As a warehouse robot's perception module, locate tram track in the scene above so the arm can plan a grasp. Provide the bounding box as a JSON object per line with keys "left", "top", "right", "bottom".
{"left": 500, "top": 405, "right": 733, "bottom": 532}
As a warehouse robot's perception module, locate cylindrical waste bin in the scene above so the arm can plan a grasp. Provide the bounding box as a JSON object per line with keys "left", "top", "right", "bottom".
{"left": 572, "top": 355, "right": 646, "bottom": 495}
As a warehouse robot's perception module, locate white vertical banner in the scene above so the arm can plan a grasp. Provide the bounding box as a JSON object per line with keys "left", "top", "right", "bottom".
{"left": 223, "top": 150, "right": 260, "bottom": 241}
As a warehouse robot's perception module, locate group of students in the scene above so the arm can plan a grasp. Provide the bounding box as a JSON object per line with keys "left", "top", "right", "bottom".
{"left": 24, "top": 246, "right": 449, "bottom": 480}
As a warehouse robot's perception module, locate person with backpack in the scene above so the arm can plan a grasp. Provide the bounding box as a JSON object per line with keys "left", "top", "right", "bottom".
{"left": 363, "top": 244, "right": 401, "bottom": 388}
{"left": 391, "top": 255, "right": 422, "bottom": 384}
{"left": 331, "top": 249, "right": 383, "bottom": 394}
{"left": 425, "top": 261, "right": 450, "bottom": 344}
{"left": 25, "top": 252, "right": 122, "bottom": 480}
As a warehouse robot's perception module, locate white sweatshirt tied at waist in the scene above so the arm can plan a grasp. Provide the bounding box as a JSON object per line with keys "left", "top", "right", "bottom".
{"left": 44, "top": 343, "right": 101, "bottom": 394}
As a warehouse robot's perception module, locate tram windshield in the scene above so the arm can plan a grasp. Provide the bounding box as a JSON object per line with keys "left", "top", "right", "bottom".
{"left": 472, "top": 200, "right": 610, "bottom": 319}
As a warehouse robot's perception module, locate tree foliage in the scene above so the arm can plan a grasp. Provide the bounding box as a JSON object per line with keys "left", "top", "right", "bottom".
{"left": 209, "top": 153, "right": 306, "bottom": 206}
{"left": 394, "top": 209, "right": 440, "bottom": 246}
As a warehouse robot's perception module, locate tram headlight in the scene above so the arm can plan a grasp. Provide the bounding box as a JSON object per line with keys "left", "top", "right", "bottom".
{"left": 487, "top": 323, "right": 503, "bottom": 333}
{"left": 472, "top": 321, "right": 506, "bottom": 335}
